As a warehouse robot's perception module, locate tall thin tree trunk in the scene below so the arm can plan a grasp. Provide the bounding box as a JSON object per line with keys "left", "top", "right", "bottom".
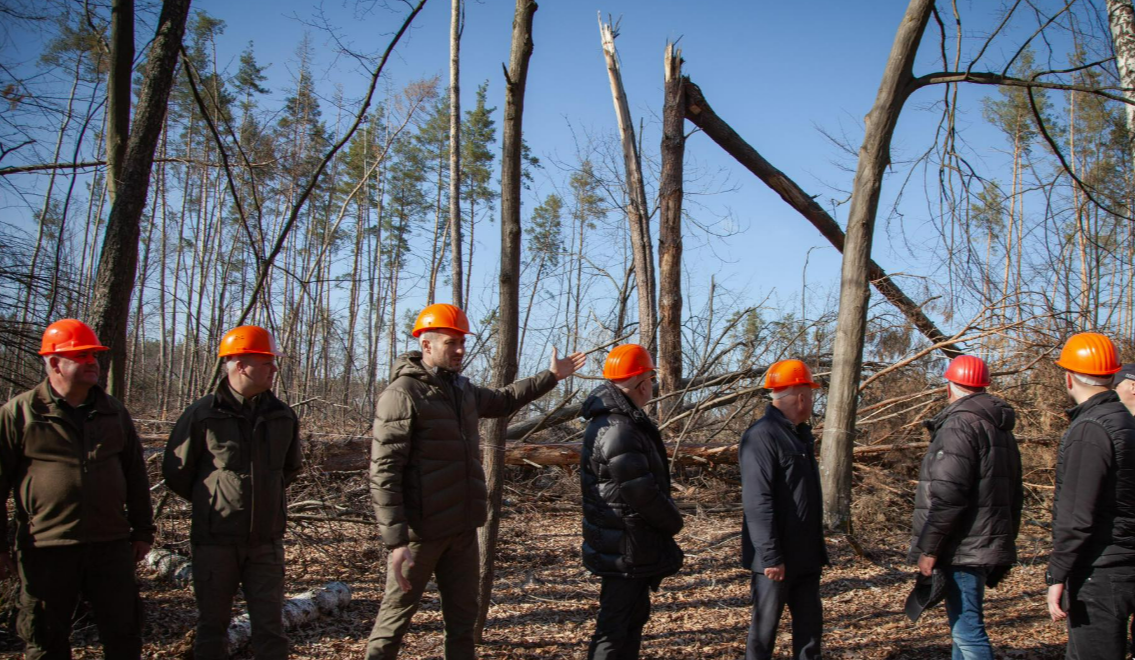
{"left": 90, "top": 0, "right": 191, "bottom": 398}
{"left": 599, "top": 17, "right": 657, "bottom": 353}
{"left": 107, "top": 0, "right": 134, "bottom": 203}
{"left": 657, "top": 43, "right": 685, "bottom": 421}
{"left": 476, "top": 0, "right": 536, "bottom": 640}
{"left": 819, "top": 0, "right": 933, "bottom": 533}
{"left": 449, "top": 0, "right": 464, "bottom": 308}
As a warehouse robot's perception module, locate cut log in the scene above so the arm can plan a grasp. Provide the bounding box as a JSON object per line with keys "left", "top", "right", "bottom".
{"left": 145, "top": 548, "right": 193, "bottom": 586}
{"left": 228, "top": 582, "right": 352, "bottom": 650}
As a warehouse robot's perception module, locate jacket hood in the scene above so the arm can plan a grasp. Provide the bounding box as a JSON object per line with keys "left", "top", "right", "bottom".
{"left": 928, "top": 392, "right": 1016, "bottom": 433}
{"left": 581, "top": 381, "right": 644, "bottom": 423}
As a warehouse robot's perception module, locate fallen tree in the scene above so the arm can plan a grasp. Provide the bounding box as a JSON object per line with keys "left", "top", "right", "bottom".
{"left": 229, "top": 582, "right": 352, "bottom": 650}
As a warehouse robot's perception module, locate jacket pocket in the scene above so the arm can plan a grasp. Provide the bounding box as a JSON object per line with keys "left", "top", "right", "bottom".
{"left": 204, "top": 418, "right": 246, "bottom": 471}
{"left": 622, "top": 518, "right": 663, "bottom": 568}
{"left": 204, "top": 469, "right": 247, "bottom": 538}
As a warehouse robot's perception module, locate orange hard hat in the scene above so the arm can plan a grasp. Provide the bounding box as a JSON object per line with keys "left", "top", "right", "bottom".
{"left": 218, "top": 325, "right": 282, "bottom": 358}
{"left": 943, "top": 355, "right": 990, "bottom": 388}
{"left": 39, "top": 319, "right": 109, "bottom": 355}
{"left": 603, "top": 344, "right": 655, "bottom": 380}
{"left": 412, "top": 304, "right": 470, "bottom": 337}
{"left": 1055, "top": 332, "right": 1121, "bottom": 376}
{"left": 763, "top": 359, "right": 821, "bottom": 390}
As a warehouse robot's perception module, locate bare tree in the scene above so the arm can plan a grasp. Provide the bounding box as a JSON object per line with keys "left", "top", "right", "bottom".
{"left": 476, "top": 0, "right": 536, "bottom": 640}
{"left": 599, "top": 17, "right": 657, "bottom": 353}
{"left": 657, "top": 42, "right": 685, "bottom": 417}
{"left": 106, "top": 0, "right": 133, "bottom": 203}
{"left": 89, "top": 0, "right": 192, "bottom": 397}
{"left": 819, "top": 0, "right": 934, "bottom": 533}
{"left": 449, "top": 0, "right": 464, "bottom": 307}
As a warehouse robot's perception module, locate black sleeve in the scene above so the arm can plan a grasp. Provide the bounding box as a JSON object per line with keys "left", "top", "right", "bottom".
{"left": 740, "top": 424, "right": 782, "bottom": 567}
{"left": 916, "top": 417, "right": 979, "bottom": 556}
{"left": 599, "top": 423, "right": 683, "bottom": 536}
{"left": 1049, "top": 421, "right": 1113, "bottom": 583}
{"left": 1010, "top": 433, "right": 1024, "bottom": 542}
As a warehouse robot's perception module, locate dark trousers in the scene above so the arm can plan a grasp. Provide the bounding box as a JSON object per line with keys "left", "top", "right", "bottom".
{"left": 16, "top": 541, "right": 142, "bottom": 660}
{"left": 365, "top": 530, "right": 480, "bottom": 660}
{"left": 746, "top": 571, "right": 822, "bottom": 660}
{"left": 1066, "top": 565, "right": 1135, "bottom": 660}
{"left": 587, "top": 576, "right": 657, "bottom": 660}
{"left": 192, "top": 542, "right": 287, "bottom": 660}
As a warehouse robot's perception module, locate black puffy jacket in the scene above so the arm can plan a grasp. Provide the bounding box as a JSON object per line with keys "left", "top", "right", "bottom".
{"left": 580, "top": 382, "right": 684, "bottom": 579}
{"left": 1049, "top": 389, "right": 1135, "bottom": 582}
{"left": 740, "top": 404, "right": 828, "bottom": 575}
{"left": 908, "top": 392, "right": 1023, "bottom": 567}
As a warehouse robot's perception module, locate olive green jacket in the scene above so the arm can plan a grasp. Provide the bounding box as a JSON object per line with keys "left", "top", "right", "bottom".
{"left": 163, "top": 380, "right": 302, "bottom": 545}
{"left": 0, "top": 381, "right": 155, "bottom": 549}
{"left": 370, "top": 352, "right": 558, "bottom": 547}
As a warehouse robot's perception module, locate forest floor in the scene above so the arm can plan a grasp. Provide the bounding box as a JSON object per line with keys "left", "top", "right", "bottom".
{"left": 0, "top": 439, "right": 1069, "bottom": 659}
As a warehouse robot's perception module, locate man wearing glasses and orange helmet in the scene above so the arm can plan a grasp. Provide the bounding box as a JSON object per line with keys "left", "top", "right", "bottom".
{"left": 740, "top": 359, "right": 826, "bottom": 660}
{"left": 163, "top": 325, "right": 302, "bottom": 660}
{"left": 579, "top": 344, "right": 684, "bottom": 660}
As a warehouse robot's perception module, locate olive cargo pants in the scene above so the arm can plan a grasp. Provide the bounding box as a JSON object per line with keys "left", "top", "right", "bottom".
{"left": 192, "top": 542, "right": 287, "bottom": 660}
{"left": 365, "top": 530, "right": 479, "bottom": 660}
{"left": 16, "top": 541, "right": 142, "bottom": 660}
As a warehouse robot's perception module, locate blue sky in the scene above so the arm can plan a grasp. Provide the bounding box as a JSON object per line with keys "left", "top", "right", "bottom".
{"left": 4, "top": 0, "right": 1087, "bottom": 361}
{"left": 188, "top": 0, "right": 997, "bottom": 320}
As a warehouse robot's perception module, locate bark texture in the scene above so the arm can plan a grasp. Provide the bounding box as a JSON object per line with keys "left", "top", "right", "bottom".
{"left": 106, "top": 0, "right": 134, "bottom": 203}
{"left": 657, "top": 43, "right": 685, "bottom": 421}
{"left": 90, "top": 0, "right": 191, "bottom": 397}
{"left": 819, "top": 0, "right": 934, "bottom": 532}
{"left": 475, "top": 0, "right": 537, "bottom": 640}
{"left": 1108, "top": 1, "right": 1135, "bottom": 153}
{"left": 599, "top": 18, "right": 657, "bottom": 353}
{"left": 682, "top": 80, "right": 959, "bottom": 359}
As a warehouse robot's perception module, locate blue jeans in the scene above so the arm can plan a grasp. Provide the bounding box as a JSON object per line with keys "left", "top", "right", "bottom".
{"left": 944, "top": 567, "right": 993, "bottom": 660}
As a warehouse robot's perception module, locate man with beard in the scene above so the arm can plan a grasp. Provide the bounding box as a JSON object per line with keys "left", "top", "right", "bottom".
{"left": 366, "top": 304, "right": 585, "bottom": 659}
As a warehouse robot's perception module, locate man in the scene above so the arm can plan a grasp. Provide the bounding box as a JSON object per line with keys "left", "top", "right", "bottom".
{"left": 909, "top": 355, "right": 1022, "bottom": 660}
{"left": 1116, "top": 363, "right": 1135, "bottom": 416}
{"left": 367, "top": 303, "right": 585, "bottom": 659}
{"left": 579, "top": 344, "right": 683, "bottom": 660}
{"left": 163, "top": 325, "right": 302, "bottom": 660}
{"left": 0, "top": 319, "right": 155, "bottom": 659}
{"left": 1045, "top": 332, "right": 1135, "bottom": 658}
{"left": 740, "top": 358, "right": 826, "bottom": 660}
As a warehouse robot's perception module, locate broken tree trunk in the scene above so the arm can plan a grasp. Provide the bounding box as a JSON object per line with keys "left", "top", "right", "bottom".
{"left": 599, "top": 17, "right": 658, "bottom": 353}
{"left": 106, "top": 0, "right": 134, "bottom": 204}
{"left": 682, "top": 80, "right": 959, "bottom": 360}
{"left": 657, "top": 43, "right": 686, "bottom": 424}
{"left": 476, "top": 0, "right": 537, "bottom": 642}
{"left": 229, "top": 582, "right": 351, "bottom": 650}
{"left": 819, "top": 0, "right": 935, "bottom": 533}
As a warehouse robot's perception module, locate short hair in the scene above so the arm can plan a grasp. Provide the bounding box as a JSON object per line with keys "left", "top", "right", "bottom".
{"left": 947, "top": 382, "right": 984, "bottom": 399}
{"left": 770, "top": 384, "right": 810, "bottom": 400}
{"left": 1071, "top": 371, "right": 1112, "bottom": 388}
{"left": 419, "top": 330, "right": 443, "bottom": 348}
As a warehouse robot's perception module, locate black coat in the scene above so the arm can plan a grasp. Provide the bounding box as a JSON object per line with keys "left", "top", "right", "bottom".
{"left": 580, "top": 382, "right": 684, "bottom": 579}
{"left": 908, "top": 392, "right": 1022, "bottom": 567}
{"left": 740, "top": 404, "right": 828, "bottom": 575}
{"left": 1049, "top": 389, "right": 1135, "bottom": 583}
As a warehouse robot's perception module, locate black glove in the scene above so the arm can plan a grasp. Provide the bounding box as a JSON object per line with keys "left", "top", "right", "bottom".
{"left": 985, "top": 565, "right": 1011, "bottom": 588}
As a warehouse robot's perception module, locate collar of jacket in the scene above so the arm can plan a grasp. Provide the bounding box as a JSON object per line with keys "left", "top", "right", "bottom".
{"left": 1066, "top": 388, "right": 1120, "bottom": 421}
{"left": 395, "top": 351, "right": 469, "bottom": 391}
{"left": 764, "top": 401, "right": 812, "bottom": 438}
{"left": 923, "top": 392, "right": 976, "bottom": 433}
{"left": 30, "top": 379, "right": 115, "bottom": 419}
{"left": 597, "top": 380, "right": 655, "bottom": 428}
{"left": 210, "top": 378, "right": 286, "bottom": 416}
